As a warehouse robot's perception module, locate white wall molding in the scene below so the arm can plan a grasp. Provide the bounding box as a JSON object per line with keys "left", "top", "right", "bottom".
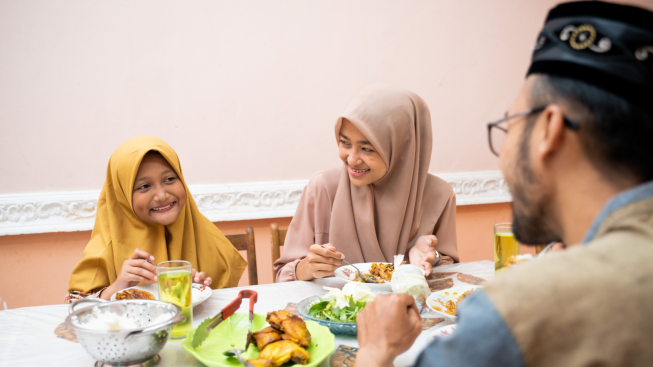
{"left": 0, "top": 171, "right": 510, "bottom": 236}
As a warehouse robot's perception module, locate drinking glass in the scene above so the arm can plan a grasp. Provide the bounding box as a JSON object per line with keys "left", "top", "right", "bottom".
{"left": 494, "top": 223, "right": 520, "bottom": 272}
{"left": 156, "top": 260, "right": 192, "bottom": 340}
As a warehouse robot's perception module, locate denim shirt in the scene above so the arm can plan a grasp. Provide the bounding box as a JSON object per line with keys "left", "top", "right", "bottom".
{"left": 414, "top": 180, "right": 653, "bottom": 367}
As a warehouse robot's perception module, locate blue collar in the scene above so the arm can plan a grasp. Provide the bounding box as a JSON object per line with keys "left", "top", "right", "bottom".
{"left": 583, "top": 180, "right": 653, "bottom": 244}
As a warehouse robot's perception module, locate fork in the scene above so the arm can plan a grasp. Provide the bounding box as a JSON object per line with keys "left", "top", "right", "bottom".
{"left": 342, "top": 259, "right": 378, "bottom": 283}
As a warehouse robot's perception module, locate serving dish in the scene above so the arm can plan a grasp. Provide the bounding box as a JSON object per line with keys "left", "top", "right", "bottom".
{"left": 182, "top": 313, "right": 335, "bottom": 367}
{"left": 297, "top": 295, "right": 357, "bottom": 336}
{"left": 65, "top": 298, "right": 184, "bottom": 365}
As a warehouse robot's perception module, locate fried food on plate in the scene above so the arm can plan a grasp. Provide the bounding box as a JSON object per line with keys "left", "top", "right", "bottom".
{"left": 369, "top": 262, "right": 395, "bottom": 281}
{"left": 115, "top": 289, "right": 155, "bottom": 300}
{"left": 266, "top": 310, "right": 311, "bottom": 347}
{"left": 246, "top": 359, "right": 273, "bottom": 367}
{"left": 249, "top": 310, "right": 312, "bottom": 366}
{"left": 252, "top": 327, "right": 283, "bottom": 350}
{"left": 432, "top": 289, "right": 476, "bottom": 316}
{"left": 258, "top": 340, "right": 311, "bottom": 366}
{"left": 351, "top": 263, "right": 396, "bottom": 283}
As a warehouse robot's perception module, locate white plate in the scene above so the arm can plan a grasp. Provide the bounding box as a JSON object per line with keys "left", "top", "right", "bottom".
{"left": 333, "top": 262, "right": 395, "bottom": 292}
{"left": 109, "top": 283, "right": 212, "bottom": 308}
{"left": 426, "top": 285, "right": 481, "bottom": 321}
{"left": 431, "top": 324, "right": 456, "bottom": 339}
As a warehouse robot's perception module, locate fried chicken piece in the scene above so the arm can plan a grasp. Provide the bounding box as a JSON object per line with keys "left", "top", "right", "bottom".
{"left": 252, "top": 327, "right": 282, "bottom": 350}
{"left": 266, "top": 311, "right": 311, "bottom": 347}
{"left": 246, "top": 358, "right": 274, "bottom": 367}
{"left": 258, "top": 340, "right": 311, "bottom": 366}
{"left": 115, "top": 289, "right": 155, "bottom": 300}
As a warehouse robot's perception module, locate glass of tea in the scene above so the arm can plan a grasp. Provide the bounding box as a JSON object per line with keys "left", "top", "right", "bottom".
{"left": 494, "top": 223, "right": 520, "bottom": 272}
{"left": 156, "top": 260, "right": 192, "bottom": 340}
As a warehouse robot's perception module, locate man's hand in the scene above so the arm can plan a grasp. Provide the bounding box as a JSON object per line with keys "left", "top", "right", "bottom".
{"left": 295, "top": 244, "right": 344, "bottom": 281}
{"left": 355, "top": 294, "right": 423, "bottom": 367}
{"left": 409, "top": 235, "right": 438, "bottom": 276}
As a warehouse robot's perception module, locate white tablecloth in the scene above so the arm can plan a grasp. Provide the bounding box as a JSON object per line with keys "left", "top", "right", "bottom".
{"left": 0, "top": 260, "right": 493, "bottom": 367}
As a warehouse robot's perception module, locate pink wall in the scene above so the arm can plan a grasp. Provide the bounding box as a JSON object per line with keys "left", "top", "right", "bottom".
{"left": 3, "top": 0, "right": 648, "bottom": 193}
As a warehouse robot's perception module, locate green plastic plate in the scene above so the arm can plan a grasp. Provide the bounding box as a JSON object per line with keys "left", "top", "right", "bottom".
{"left": 182, "top": 313, "right": 335, "bottom": 367}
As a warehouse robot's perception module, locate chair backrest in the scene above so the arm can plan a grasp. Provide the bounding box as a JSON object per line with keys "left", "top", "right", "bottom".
{"left": 270, "top": 223, "right": 288, "bottom": 283}
{"left": 225, "top": 226, "right": 258, "bottom": 285}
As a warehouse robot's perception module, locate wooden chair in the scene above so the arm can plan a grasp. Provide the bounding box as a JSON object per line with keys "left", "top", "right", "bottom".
{"left": 225, "top": 226, "right": 258, "bottom": 285}
{"left": 270, "top": 223, "right": 288, "bottom": 282}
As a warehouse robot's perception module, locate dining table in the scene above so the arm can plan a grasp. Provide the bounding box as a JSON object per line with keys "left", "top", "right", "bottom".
{"left": 0, "top": 260, "right": 493, "bottom": 367}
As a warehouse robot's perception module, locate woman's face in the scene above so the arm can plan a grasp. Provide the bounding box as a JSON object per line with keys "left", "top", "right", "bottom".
{"left": 132, "top": 153, "right": 187, "bottom": 225}
{"left": 338, "top": 119, "right": 388, "bottom": 187}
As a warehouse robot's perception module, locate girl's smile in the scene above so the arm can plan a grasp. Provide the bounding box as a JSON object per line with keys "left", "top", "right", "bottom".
{"left": 132, "top": 152, "right": 187, "bottom": 225}
{"left": 150, "top": 201, "right": 177, "bottom": 213}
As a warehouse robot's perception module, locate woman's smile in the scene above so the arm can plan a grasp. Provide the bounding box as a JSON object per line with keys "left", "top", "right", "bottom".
{"left": 349, "top": 166, "right": 370, "bottom": 177}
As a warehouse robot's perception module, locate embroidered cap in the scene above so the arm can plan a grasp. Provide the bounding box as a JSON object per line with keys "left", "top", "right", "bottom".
{"left": 527, "top": 1, "right": 653, "bottom": 112}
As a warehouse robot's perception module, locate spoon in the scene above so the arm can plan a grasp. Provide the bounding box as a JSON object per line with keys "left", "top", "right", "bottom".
{"left": 224, "top": 349, "right": 254, "bottom": 367}
{"left": 342, "top": 259, "right": 378, "bottom": 283}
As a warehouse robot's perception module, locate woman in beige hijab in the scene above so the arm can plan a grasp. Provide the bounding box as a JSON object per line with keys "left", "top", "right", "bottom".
{"left": 274, "top": 84, "right": 459, "bottom": 282}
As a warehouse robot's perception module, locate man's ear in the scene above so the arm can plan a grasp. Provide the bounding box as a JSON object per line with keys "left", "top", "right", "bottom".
{"left": 537, "top": 104, "right": 566, "bottom": 161}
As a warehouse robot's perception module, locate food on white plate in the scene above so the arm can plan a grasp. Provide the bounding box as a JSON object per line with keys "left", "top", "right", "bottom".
{"left": 504, "top": 254, "right": 534, "bottom": 268}
{"left": 115, "top": 289, "right": 155, "bottom": 300}
{"left": 246, "top": 310, "right": 312, "bottom": 366}
{"left": 346, "top": 262, "right": 396, "bottom": 283}
{"left": 429, "top": 289, "right": 477, "bottom": 316}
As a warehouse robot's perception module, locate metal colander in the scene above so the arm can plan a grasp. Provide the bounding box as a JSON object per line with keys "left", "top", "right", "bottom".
{"left": 65, "top": 298, "right": 184, "bottom": 365}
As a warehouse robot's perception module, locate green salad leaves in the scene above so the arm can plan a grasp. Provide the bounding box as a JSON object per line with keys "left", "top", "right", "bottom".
{"left": 307, "top": 283, "right": 375, "bottom": 323}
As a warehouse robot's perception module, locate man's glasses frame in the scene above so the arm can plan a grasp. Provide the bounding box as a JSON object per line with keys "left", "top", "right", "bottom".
{"left": 487, "top": 106, "right": 580, "bottom": 156}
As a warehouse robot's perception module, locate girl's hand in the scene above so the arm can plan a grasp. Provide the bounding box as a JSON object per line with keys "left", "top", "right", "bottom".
{"left": 296, "top": 244, "right": 344, "bottom": 281}
{"left": 409, "top": 235, "right": 438, "bottom": 276}
{"left": 192, "top": 269, "right": 212, "bottom": 286}
{"left": 101, "top": 249, "right": 156, "bottom": 300}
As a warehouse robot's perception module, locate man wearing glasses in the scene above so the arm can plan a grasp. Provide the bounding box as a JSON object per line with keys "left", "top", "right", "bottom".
{"left": 355, "top": 1, "right": 653, "bottom": 366}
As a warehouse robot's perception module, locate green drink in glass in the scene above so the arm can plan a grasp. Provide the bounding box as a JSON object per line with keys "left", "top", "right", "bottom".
{"left": 494, "top": 223, "right": 520, "bottom": 272}
{"left": 157, "top": 260, "right": 192, "bottom": 340}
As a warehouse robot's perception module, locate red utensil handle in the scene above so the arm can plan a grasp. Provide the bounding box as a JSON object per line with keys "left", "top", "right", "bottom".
{"left": 239, "top": 290, "right": 258, "bottom": 312}
{"left": 221, "top": 294, "right": 244, "bottom": 320}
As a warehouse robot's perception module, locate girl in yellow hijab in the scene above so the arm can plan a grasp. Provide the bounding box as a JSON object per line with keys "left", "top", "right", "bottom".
{"left": 65, "top": 136, "right": 246, "bottom": 302}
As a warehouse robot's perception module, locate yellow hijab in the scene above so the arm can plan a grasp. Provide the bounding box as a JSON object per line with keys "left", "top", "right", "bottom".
{"left": 68, "top": 136, "right": 247, "bottom": 293}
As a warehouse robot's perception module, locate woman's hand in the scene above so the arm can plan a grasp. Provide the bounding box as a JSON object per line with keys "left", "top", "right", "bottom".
{"left": 296, "top": 244, "right": 344, "bottom": 281}
{"left": 192, "top": 269, "right": 212, "bottom": 286}
{"left": 101, "top": 249, "right": 157, "bottom": 300}
{"left": 409, "top": 235, "right": 438, "bottom": 276}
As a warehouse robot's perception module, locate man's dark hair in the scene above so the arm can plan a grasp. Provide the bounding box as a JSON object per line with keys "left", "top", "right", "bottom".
{"left": 529, "top": 74, "right": 653, "bottom": 184}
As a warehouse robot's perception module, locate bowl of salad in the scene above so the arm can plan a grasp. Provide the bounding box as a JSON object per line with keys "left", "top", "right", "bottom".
{"left": 297, "top": 283, "right": 379, "bottom": 336}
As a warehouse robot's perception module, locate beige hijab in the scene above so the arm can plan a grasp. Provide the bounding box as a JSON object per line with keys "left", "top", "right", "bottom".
{"left": 325, "top": 83, "right": 448, "bottom": 262}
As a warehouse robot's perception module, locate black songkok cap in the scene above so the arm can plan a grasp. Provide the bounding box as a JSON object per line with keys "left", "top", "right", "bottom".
{"left": 527, "top": 1, "right": 653, "bottom": 111}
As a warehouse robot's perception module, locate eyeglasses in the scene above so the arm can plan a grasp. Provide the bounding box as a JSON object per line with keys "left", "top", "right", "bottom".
{"left": 487, "top": 106, "right": 580, "bottom": 157}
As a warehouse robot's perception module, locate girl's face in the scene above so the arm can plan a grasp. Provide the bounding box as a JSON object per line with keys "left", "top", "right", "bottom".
{"left": 338, "top": 119, "right": 388, "bottom": 187}
{"left": 132, "top": 153, "right": 186, "bottom": 225}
